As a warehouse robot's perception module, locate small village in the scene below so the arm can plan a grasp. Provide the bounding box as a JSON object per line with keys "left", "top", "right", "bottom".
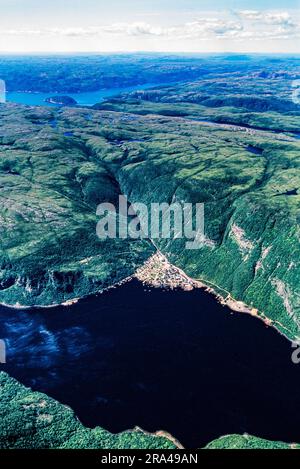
{"left": 134, "top": 251, "right": 200, "bottom": 291}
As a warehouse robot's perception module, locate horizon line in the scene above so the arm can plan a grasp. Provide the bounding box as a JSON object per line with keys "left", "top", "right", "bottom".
{"left": 0, "top": 51, "right": 299, "bottom": 55}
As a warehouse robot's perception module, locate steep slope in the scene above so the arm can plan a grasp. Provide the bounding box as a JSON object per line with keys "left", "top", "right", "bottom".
{"left": 0, "top": 103, "right": 299, "bottom": 340}
{"left": 0, "top": 104, "right": 153, "bottom": 306}
{"left": 0, "top": 372, "right": 177, "bottom": 449}
{"left": 205, "top": 434, "right": 300, "bottom": 450}
{"left": 0, "top": 371, "right": 298, "bottom": 450}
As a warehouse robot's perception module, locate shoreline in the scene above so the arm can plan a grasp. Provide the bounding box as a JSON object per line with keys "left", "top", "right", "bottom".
{"left": 134, "top": 426, "right": 184, "bottom": 449}
{"left": 0, "top": 275, "right": 132, "bottom": 311}
{"left": 174, "top": 261, "right": 295, "bottom": 345}
{"left": 0, "top": 255, "right": 298, "bottom": 450}
{"left": 0, "top": 252, "right": 295, "bottom": 344}
{"left": 134, "top": 251, "right": 295, "bottom": 345}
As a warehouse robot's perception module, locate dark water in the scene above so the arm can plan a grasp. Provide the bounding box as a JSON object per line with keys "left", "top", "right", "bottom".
{"left": 1, "top": 279, "right": 300, "bottom": 448}
{"left": 275, "top": 189, "right": 298, "bottom": 196}
{"left": 246, "top": 145, "right": 263, "bottom": 155}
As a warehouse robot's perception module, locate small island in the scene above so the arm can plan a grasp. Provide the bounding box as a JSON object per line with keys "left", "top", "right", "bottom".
{"left": 45, "top": 95, "right": 77, "bottom": 106}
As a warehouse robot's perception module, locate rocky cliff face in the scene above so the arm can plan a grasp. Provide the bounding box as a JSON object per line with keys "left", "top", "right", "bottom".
{"left": 0, "top": 102, "right": 299, "bottom": 340}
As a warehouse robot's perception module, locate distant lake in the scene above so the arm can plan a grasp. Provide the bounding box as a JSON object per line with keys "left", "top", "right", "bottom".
{"left": 6, "top": 82, "right": 166, "bottom": 107}
{"left": 1, "top": 279, "right": 300, "bottom": 448}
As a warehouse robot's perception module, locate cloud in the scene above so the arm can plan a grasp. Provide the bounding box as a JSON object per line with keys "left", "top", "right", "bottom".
{"left": 2, "top": 27, "right": 102, "bottom": 37}
{"left": 264, "top": 12, "right": 295, "bottom": 27}
{"left": 0, "top": 19, "right": 243, "bottom": 40}
{"left": 103, "top": 22, "right": 163, "bottom": 36}
{"left": 238, "top": 10, "right": 296, "bottom": 27}
{"left": 1, "top": 10, "right": 299, "bottom": 43}
{"left": 236, "top": 28, "right": 299, "bottom": 41}
{"left": 102, "top": 19, "right": 244, "bottom": 39}
{"left": 3, "top": 29, "right": 44, "bottom": 36}
{"left": 238, "top": 10, "right": 262, "bottom": 20}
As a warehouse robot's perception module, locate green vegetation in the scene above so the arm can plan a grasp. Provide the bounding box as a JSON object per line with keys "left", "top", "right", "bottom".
{"left": 45, "top": 96, "right": 77, "bottom": 106}
{"left": 1, "top": 54, "right": 298, "bottom": 99}
{"left": 0, "top": 93, "right": 299, "bottom": 339}
{"left": 0, "top": 55, "right": 300, "bottom": 449}
{"left": 0, "top": 54, "right": 209, "bottom": 93}
{"left": 96, "top": 66, "right": 300, "bottom": 132}
{"left": 96, "top": 99, "right": 300, "bottom": 133}
{"left": 0, "top": 104, "right": 154, "bottom": 306}
{"left": 0, "top": 372, "right": 176, "bottom": 449}
{"left": 205, "top": 434, "right": 299, "bottom": 450}
{"left": 0, "top": 371, "right": 298, "bottom": 449}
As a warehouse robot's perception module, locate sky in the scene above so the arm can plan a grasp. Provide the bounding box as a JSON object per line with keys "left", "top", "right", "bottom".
{"left": 0, "top": 0, "right": 299, "bottom": 53}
